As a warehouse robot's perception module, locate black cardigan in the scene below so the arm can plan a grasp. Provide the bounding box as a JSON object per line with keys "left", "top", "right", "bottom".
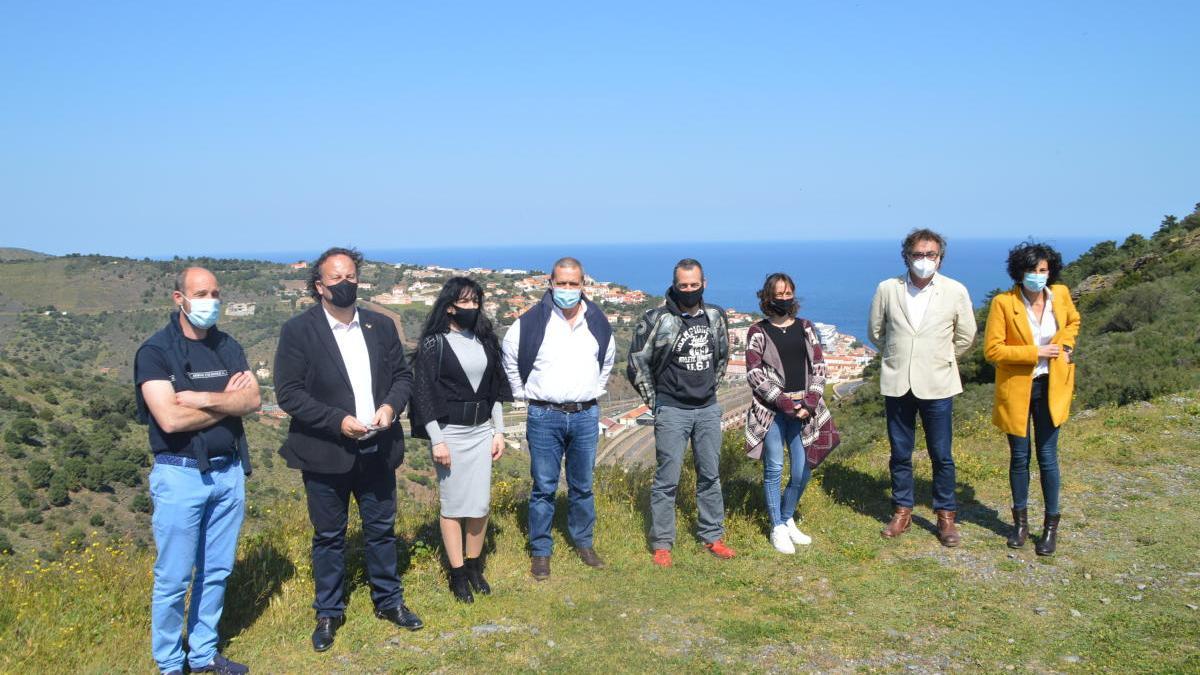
{"left": 409, "top": 331, "right": 512, "bottom": 439}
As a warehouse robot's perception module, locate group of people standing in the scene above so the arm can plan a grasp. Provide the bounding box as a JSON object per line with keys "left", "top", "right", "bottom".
{"left": 134, "top": 231, "right": 1079, "bottom": 673}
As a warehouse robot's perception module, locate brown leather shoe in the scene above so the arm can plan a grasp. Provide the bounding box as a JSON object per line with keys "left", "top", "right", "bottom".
{"left": 880, "top": 507, "right": 912, "bottom": 538}
{"left": 530, "top": 556, "right": 550, "bottom": 580}
{"left": 935, "top": 509, "right": 961, "bottom": 547}
{"left": 576, "top": 547, "right": 606, "bottom": 569}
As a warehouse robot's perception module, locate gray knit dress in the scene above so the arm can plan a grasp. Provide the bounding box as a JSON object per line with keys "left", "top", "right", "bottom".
{"left": 424, "top": 330, "right": 505, "bottom": 518}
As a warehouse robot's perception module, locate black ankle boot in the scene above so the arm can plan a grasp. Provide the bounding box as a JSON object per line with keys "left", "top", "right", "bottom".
{"left": 1007, "top": 507, "right": 1029, "bottom": 548}
{"left": 1035, "top": 513, "right": 1060, "bottom": 556}
{"left": 464, "top": 556, "right": 491, "bottom": 595}
{"left": 449, "top": 565, "right": 474, "bottom": 603}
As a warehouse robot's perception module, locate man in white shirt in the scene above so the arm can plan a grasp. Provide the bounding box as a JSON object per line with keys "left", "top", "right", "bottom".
{"left": 868, "top": 229, "right": 976, "bottom": 547}
{"left": 501, "top": 257, "right": 615, "bottom": 580}
{"left": 274, "top": 248, "right": 422, "bottom": 653}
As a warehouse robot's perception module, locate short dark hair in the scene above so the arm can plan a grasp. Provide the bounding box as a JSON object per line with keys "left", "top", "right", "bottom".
{"left": 308, "top": 247, "right": 364, "bottom": 299}
{"left": 672, "top": 258, "right": 704, "bottom": 284}
{"left": 1005, "top": 241, "right": 1063, "bottom": 285}
{"left": 901, "top": 228, "right": 948, "bottom": 264}
{"left": 757, "top": 272, "right": 798, "bottom": 315}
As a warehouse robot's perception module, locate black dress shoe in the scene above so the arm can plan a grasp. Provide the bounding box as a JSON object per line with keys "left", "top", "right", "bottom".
{"left": 376, "top": 604, "right": 424, "bottom": 631}
{"left": 312, "top": 615, "right": 344, "bottom": 652}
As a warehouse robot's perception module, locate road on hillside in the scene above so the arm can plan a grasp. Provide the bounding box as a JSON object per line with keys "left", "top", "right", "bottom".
{"left": 596, "top": 387, "right": 752, "bottom": 468}
{"left": 833, "top": 379, "right": 867, "bottom": 399}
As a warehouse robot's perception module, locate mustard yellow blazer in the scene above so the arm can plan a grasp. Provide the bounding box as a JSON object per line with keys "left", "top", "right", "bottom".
{"left": 983, "top": 284, "right": 1081, "bottom": 437}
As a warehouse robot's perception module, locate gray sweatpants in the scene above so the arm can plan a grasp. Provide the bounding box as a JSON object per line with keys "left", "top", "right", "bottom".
{"left": 650, "top": 403, "right": 726, "bottom": 548}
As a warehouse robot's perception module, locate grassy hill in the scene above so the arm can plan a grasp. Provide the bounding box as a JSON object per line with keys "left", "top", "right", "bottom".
{"left": 0, "top": 248, "right": 51, "bottom": 262}
{"left": 0, "top": 391, "right": 1196, "bottom": 672}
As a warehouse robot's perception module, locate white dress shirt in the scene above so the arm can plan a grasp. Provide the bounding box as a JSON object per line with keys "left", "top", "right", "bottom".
{"left": 501, "top": 302, "right": 616, "bottom": 403}
{"left": 1021, "top": 290, "right": 1058, "bottom": 377}
{"left": 905, "top": 272, "right": 938, "bottom": 330}
{"left": 324, "top": 308, "right": 376, "bottom": 424}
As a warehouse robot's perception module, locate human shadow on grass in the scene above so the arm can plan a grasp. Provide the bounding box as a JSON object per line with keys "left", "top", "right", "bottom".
{"left": 217, "top": 538, "right": 296, "bottom": 650}
{"left": 819, "top": 462, "right": 1011, "bottom": 539}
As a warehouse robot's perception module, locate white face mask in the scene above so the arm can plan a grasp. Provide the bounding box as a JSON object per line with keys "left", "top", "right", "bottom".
{"left": 909, "top": 258, "right": 938, "bottom": 280}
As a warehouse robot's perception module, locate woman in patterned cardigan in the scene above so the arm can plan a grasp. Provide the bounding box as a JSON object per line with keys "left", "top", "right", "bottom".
{"left": 744, "top": 272, "right": 839, "bottom": 554}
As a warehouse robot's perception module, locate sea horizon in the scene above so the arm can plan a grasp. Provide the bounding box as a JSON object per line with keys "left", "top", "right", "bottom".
{"left": 191, "top": 237, "right": 1103, "bottom": 343}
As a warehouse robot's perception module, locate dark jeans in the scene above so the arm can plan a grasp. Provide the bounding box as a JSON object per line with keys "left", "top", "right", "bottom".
{"left": 1007, "top": 377, "right": 1061, "bottom": 515}
{"left": 302, "top": 453, "right": 402, "bottom": 618}
{"left": 885, "top": 392, "right": 956, "bottom": 512}
{"left": 526, "top": 404, "right": 600, "bottom": 557}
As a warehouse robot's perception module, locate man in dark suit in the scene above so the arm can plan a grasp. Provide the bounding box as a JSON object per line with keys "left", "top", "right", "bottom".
{"left": 274, "top": 247, "right": 421, "bottom": 652}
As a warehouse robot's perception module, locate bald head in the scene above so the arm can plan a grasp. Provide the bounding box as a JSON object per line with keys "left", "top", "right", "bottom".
{"left": 173, "top": 267, "right": 220, "bottom": 300}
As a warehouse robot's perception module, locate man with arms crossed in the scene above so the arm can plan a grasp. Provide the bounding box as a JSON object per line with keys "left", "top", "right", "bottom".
{"left": 869, "top": 229, "right": 976, "bottom": 547}
{"left": 135, "top": 267, "right": 259, "bottom": 675}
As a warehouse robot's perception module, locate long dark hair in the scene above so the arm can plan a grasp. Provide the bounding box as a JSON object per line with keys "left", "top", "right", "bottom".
{"left": 418, "top": 277, "right": 499, "bottom": 351}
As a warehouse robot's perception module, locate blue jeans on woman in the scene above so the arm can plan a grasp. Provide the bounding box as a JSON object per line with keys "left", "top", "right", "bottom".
{"left": 762, "top": 414, "right": 813, "bottom": 527}
{"left": 1007, "top": 377, "right": 1061, "bottom": 515}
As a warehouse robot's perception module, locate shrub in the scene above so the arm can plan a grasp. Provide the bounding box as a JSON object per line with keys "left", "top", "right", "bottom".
{"left": 131, "top": 494, "right": 151, "bottom": 513}
{"left": 27, "top": 460, "right": 53, "bottom": 488}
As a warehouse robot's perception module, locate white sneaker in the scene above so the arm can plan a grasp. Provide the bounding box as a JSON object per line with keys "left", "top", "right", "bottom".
{"left": 770, "top": 524, "right": 796, "bottom": 554}
{"left": 786, "top": 518, "right": 812, "bottom": 546}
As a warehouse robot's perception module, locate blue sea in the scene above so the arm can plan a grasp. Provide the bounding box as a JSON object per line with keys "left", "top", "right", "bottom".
{"left": 241, "top": 238, "right": 1100, "bottom": 342}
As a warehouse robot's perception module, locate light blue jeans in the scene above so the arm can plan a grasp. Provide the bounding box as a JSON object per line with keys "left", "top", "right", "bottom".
{"left": 762, "top": 414, "right": 813, "bottom": 527}
{"left": 150, "top": 458, "right": 245, "bottom": 673}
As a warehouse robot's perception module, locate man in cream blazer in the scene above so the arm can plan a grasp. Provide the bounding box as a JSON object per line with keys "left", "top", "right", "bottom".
{"left": 868, "top": 229, "right": 976, "bottom": 547}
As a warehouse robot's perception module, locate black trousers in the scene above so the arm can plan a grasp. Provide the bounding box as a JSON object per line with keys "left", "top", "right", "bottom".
{"left": 302, "top": 453, "right": 402, "bottom": 618}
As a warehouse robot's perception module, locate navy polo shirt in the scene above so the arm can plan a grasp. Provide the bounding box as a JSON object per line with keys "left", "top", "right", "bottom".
{"left": 135, "top": 331, "right": 249, "bottom": 459}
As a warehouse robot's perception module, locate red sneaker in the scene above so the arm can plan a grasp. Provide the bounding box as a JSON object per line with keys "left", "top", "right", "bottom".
{"left": 652, "top": 549, "right": 672, "bottom": 567}
{"left": 705, "top": 539, "right": 736, "bottom": 559}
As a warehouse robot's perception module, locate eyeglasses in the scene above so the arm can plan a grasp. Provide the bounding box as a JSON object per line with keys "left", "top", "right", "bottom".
{"left": 908, "top": 251, "right": 940, "bottom": 261}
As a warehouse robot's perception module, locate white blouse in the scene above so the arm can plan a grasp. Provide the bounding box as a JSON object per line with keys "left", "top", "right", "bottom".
{"left": 1021, "top": 290, "right": 1058, "bottom": 377}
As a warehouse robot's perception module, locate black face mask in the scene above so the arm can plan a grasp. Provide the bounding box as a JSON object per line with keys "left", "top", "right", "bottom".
{"left": 670, "top": 286, "right": 704, "bottom": 309}
{"left": 767, "top": 298, "right": 796, "bottom": 317}
{"left": 325, "top": 280, "right": 358, "bottom": 308}
{"left": 451, "top": 307, "right": 479, "bottom": 329}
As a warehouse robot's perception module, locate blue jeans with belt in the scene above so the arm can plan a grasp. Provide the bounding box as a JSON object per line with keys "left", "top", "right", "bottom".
{"left": 1007, "top": 377, "right": 1061, "bottom": 514}
{"left": 885, "top": 392, "right": 957, "bottom": 511}
{"left": 526, "top": 404, "right": 600, "bottom": 557}
{"left": 150, "top": 455, "right": 245, "bottom": 674}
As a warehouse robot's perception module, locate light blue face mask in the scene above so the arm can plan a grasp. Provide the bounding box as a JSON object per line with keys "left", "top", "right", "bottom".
{"left": 1022, "top": 272, "right": 1048, "bottom": 293}
{"left": 552, "top": 288, "right": 582, "bottom": 309}
{"left": 182, "top": 297, "right": 221, "bottom": 329}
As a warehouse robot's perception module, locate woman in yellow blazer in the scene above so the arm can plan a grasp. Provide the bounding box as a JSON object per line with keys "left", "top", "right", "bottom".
{"left": 984, "top": 242, "right": 1080, "bottom": 556}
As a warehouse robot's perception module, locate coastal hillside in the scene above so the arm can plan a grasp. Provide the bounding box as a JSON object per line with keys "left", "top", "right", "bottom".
{"left": 1, "top": 390, "right": 1196, "bottom": 671}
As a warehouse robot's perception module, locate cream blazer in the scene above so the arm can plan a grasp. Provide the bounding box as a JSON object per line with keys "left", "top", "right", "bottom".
{"left": 868, "top": 273, "right": 977, "bottom": 399}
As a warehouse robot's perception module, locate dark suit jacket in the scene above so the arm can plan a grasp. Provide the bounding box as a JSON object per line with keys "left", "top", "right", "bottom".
{"left": 275, "top": 304, "right": 412, "bottom": 474}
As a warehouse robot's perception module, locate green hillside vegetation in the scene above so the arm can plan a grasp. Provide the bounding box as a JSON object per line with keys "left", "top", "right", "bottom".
{"left": 0, "top": 248, "right": 51, "bottom": 262}
{"left": 0, "top": 205, "right": 1197, "bottom": 669}
{"left": 0, "top": 391, "right": 1196, "bottom": 671}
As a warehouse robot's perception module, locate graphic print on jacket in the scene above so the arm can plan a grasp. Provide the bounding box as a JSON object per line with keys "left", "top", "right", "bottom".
{"left": 656, "top": 313, "right": 717, "bottom": 409}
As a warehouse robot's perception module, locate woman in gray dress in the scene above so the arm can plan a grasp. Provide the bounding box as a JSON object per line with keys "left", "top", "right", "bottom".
{"left": 411, "top": 277, "right": 512, "bottom": 602}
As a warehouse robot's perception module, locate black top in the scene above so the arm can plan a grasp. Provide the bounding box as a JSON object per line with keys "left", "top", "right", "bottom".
{"left": 762, "top": 321, "right": 809, "bottom": 392}
{"left": 135, "top": 328, "right": 249, "bottom": 459}
{"left": 656, "top": 312, "right": 718, "bottom": 409}
{"left": 409, "top": 332, "right": 512, "bottom": 439}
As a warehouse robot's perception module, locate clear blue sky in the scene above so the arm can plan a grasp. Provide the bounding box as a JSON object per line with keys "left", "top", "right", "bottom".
{"left": 2, "top": 1, "right": 1197, "bottom": 256}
